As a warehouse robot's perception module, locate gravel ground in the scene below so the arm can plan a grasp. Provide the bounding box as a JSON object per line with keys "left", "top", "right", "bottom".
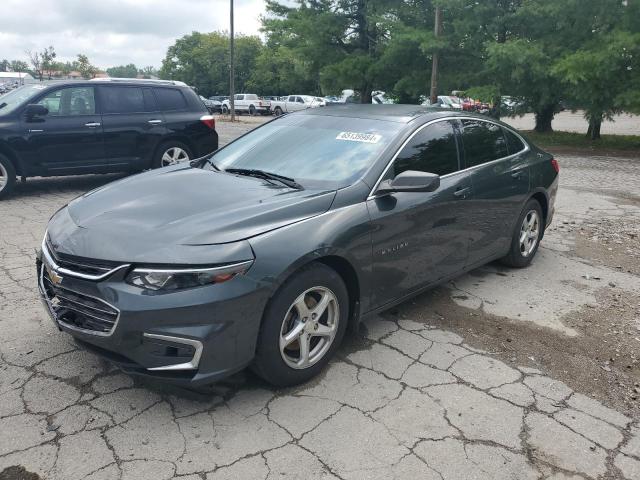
{"left": 0, "top": 120, "right": 639, "bottom": 480}
{"left": 504, "top": 111, "right": 640, "bottom": 136}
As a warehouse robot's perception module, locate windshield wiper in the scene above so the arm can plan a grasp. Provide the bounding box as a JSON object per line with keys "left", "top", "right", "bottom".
{"left": 225, "top": 168, "right": 303, "bottom": 190}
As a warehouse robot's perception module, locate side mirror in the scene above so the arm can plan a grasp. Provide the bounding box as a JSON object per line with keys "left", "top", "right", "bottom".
{"left": 25, "top": 104, "right": 49, "bottom": 120}
{"left": 376, "top": 170, "right": 440, "bottom": 195}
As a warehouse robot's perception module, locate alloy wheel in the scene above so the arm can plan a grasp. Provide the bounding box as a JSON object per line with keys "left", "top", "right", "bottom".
{"left": 519, "top": 210, "right": 540, "bottom": 257}
{"left": 0, "top": 163, "right": 7, "bottom": 192}
{"left": 161, "top": 147, "right": 189, "bottom": 167}
{"left": 279, "top": 286, "right": 339, "bottom": 369}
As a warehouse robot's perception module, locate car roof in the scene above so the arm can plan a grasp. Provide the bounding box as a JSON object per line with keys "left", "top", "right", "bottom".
{"left": 300, "top": 104, "right": 478, "bottom": 124}
{"left": 30, "top": 80, "right": 188, "bottom": 90}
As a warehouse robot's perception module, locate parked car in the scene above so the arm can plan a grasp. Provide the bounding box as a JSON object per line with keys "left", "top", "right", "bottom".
{"left": 425, "top": 95, "right": 463, "bottom": 109}
{"left": 270, "top": 95, "right": 325, "bottom": 115}
{"left": 39, "top": 105, "right": 558, "bottom": 387}
{"left": 199, "top": 95, "right": 221, "bottom": 114}
{"left": 221, "top": 94, "right": 271, "bottom": 115}
{"left": 0, "top": 80, "right": 218, "bottom": 199}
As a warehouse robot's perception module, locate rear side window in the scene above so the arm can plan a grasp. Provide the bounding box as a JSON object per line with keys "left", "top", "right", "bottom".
{"left": 246, "top": 94, "right": 258, "bottom": 100}
{"left": 392, "top": 121, "right": 460, "bottom": 177}
{"left": 154, "top": 88, "right": 187, "bottom": 111}
{"left": 101, "top": 86, "right": 147, "bottom": 114}
{"left": 504, "top": 128, "right": 526, "bottom": 154}
{"left": 460, "top": 119, "right": 508, "bottom": 167}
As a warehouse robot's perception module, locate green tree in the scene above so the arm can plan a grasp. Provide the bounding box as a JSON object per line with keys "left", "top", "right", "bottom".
{"left": 0, "top": 60, "right": 9, "bottom": 72}
{"left": 10, "top": 60, "right": 29, "bottom": 73}
{"left": 262, "top": 0, "right": 399, "bottom": 103}
{"left": 106, "top": 64, "right": 138, "bottom": 78}
{"left": 77, "top": 54, "right": 98, "bottom": 79}
{"left": 138, "top": 66, "right": 158, "bottom": 79}
{"left": 27, "top": 46, "right": 56, "bottom": 81}
{"left": 159, "top": 31, "right": 262, "bottom": 96}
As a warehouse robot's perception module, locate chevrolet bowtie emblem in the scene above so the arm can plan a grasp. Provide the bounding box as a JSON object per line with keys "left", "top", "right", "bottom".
{"left": 47, "top": 268, "right": 63, "bottom": 285}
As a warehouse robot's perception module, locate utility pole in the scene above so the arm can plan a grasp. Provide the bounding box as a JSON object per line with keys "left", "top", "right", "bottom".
{"left": 229, "top": 0, "right": 236, "bottom": 121}
{"left": 429, "top": 4, "right": 442, "bottom": 105}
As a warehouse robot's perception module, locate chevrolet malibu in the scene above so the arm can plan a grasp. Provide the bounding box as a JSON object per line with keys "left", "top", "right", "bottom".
{"left": 38, "top": 105, "right": 558, "bottom": 387}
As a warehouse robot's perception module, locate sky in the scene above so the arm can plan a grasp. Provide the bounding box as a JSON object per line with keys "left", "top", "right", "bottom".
{"left": 0, "top": 0, "right": 265, "bottom": 70}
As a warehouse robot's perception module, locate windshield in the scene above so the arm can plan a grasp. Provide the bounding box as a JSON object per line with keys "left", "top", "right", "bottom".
{"left": 0, "top": 85, "right": 47, "bottom": 115}
{"left": 208, "top": 114, "right": 402, "bottom": 188}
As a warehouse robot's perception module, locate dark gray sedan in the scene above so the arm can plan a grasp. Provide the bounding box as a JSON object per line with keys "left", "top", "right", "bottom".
{"left": 38, "top": 105, "right": 558, "bottom": 387}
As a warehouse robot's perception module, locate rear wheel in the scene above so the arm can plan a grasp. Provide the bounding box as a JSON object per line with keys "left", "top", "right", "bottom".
{"left": 252, "top": 263, "right": 349, "bottom": 387}
{"left": 0, "top": 154, "right": 17, "bottom": 200}
{"left": 274, "top": 107, "right": 283, "bottom": 116}
{"left": 249, "top": 105, "right": 256, "bottom": 116}
{"left": 501, "top": 199, "right": 544, "bottom": 268}
{"left": 153, "top": 141, "right": 192, "bottom": 168}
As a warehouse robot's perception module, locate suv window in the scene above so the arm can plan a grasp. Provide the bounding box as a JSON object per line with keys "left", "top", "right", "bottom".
{"left": 297, "top": 97, "right": 305, "bottom": 103}
{"left": 101, "top": 86, "right": 150, "bottom": 114}
{"left": 246, "top": 94, "right": 258, "bottom": 100}
{"left": 392, "top": 121, "right": 460, "bottom": 177}
{"left": 288, "top": 96, "right": 296, "bottom": 102}
{"left": 235, "top": 94, "right": 244, "bottom": 101}
{"left": 154, "top": 88, "right": 187, "bottom": 111}
{"left": 460, "top": 119, "right": 508, "bottom": 167}
{"left": 37, "top": 87, "right": 95, "bottom": 116}
{"left": 504, "top": 128, "right": 526, "bottom": 155}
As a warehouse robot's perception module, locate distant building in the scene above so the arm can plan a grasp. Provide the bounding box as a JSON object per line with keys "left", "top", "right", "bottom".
{"left": 0, "top": 71, "right": 34, "bottom": 84}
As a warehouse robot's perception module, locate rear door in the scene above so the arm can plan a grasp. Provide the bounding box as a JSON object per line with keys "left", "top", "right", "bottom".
{"left": 22, "top": 85, "right": 106, "bottom": 173}
{"left": 460, "top": 119, "right": 531, "bottom": 266}
{"left": 367, "top": 120, "right": 474, "bottom": 308}
{"left": 98, "top": 85, "right": 165, "bottom": 170}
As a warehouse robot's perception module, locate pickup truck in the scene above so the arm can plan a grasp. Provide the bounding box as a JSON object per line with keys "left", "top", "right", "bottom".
{"left": 270, "top": 95, "right": 325, "bottom": 116}
{"left": 221, "top": 94, "right": 271, "bottom": 115}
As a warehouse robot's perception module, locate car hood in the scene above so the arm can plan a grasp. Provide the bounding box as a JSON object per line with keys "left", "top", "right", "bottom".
{"left": 52, "top": 166, "right": 335, "bottom": 258}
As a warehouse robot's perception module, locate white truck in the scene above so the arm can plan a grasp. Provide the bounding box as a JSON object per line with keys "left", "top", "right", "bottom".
{"left": 221, "top": 94, "right": 271, "bottom": 115}
{"left": 270, "top": 95, "right": 326, "bottom": 116}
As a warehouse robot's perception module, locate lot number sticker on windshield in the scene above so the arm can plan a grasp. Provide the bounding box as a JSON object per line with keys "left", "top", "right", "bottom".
{"left": 336, "top": 132, "right": 382, "bottom": 144}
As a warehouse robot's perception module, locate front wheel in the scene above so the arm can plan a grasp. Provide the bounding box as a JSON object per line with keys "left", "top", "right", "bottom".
{"left": 0, "top": 154, "right": 17, "bottom": 200}
{"left": 221, "top": 105, "right": 229, "bottom": 114}
{"left": 252, "top": 263, "right": 349, "bottom": 387}
{"left": 501, "top": 199, "right": 544, "bottom": 268}
{"left": 274, "top": 107, "right": 283, "bottom": 116}
{"left": 249, "top": 105, "right": 256, "bottom": 116}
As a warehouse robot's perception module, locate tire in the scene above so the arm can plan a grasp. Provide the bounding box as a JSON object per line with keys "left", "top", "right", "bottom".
{"left": 248, "top": 105, "right": 256, "bottom": 116}
{"left": 221, "top": 105, "right": 229, "bottom": 114}
{"left": 252, "top": 263, "right": 349, "bottom": 387}
{"left": 501, "top": 198, "right": 544, "bottom": 268}
{"left": 152, "top": 141, "right": 192, "bottom": 169}
{"left": 274, "top": 107, "right": 283, "bottom": 116}
{"left": 0, "top": 154, "right": 17, "bottom": 200}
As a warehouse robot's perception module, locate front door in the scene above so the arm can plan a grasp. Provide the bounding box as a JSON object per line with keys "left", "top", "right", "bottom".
{"left": 23, "top": 86, "right": 106, "bottom": 174}
{"left": 367, "top": 120, "right": 474, "bottom": 309}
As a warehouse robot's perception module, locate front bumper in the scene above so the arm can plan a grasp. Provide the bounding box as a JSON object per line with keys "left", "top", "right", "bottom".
{"left": 36, "top": 252, "right": 268, "bottom": 386}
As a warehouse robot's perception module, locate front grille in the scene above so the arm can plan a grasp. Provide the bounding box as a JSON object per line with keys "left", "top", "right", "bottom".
{"left": 40, "top": 264, "right": 119, "bottom": 335}
{"left": 45, "top": 236, "right": 119, "bottom": 277}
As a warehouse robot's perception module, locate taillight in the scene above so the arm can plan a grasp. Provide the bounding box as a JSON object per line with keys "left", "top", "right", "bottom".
{"left": 551, "top": 158, "right": 559, "bottom": 173}
{"left": 200, "top": 115, "right": 215, "bottom": 130}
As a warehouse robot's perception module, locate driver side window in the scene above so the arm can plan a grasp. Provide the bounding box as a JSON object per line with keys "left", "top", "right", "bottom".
{"left": 37, "top": 87, "right": 95, "bottom": 116}
{"left": 391, "top": 121, "right": 460, "bottom": 178}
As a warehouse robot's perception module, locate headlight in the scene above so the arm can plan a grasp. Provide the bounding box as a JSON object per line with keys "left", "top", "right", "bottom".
{"left": 125, "top": 261, "right": 253, "bottom": 291}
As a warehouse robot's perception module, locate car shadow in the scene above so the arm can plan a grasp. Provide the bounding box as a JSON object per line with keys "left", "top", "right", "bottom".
{"left": 9, "top": 173, "right": 128, "bottom": 199}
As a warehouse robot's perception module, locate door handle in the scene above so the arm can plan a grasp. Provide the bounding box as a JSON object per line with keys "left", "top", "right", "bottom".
{"left": 511, "top": 170, "right": 525, "bottom": 179}
{"left": 148, "top": 119, "right": 163, "bottom": 124}
{"left": 28, "top": 129, "right": 44, "bottom": 133}
{"left": 454, "top": 187, "right": 471, "bottom": 198}
{"left": 85, "top": 122, "right": 101, "bottom": 128}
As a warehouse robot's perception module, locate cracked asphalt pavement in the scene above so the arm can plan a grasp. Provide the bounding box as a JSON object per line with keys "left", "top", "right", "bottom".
{"left": 1, "top": 119, "right": 639, "bottom": 479}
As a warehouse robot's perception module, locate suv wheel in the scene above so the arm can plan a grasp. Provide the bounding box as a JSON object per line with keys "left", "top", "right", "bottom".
{"left": 252, "top": 263, "right": 349, "bottom": 387}
{"left": 274, "top": 107, "right": 283, "bottom": 116}
{"left": 0, "top": 154, "right": 17, "bottom": 200}
{"left": 249, "top": 105, "right": 256, "bottom": 116}
{"left": 221, "top": 105, "right": 229, "bottom": 114}
{"left": 154, "top": 142, "right": 192, "bottom": 168}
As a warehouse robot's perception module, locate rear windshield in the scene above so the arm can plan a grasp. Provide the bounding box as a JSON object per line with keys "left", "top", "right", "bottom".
{"left": 208, "top": 114, "right": 403, "bottom": 188}
{"left": 0, "top": 84, "right": 48, "bottom": 115}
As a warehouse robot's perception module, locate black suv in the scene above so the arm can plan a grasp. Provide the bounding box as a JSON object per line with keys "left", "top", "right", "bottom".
{"left": 0, "top": 79, "right": 218, "bottom": 199}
